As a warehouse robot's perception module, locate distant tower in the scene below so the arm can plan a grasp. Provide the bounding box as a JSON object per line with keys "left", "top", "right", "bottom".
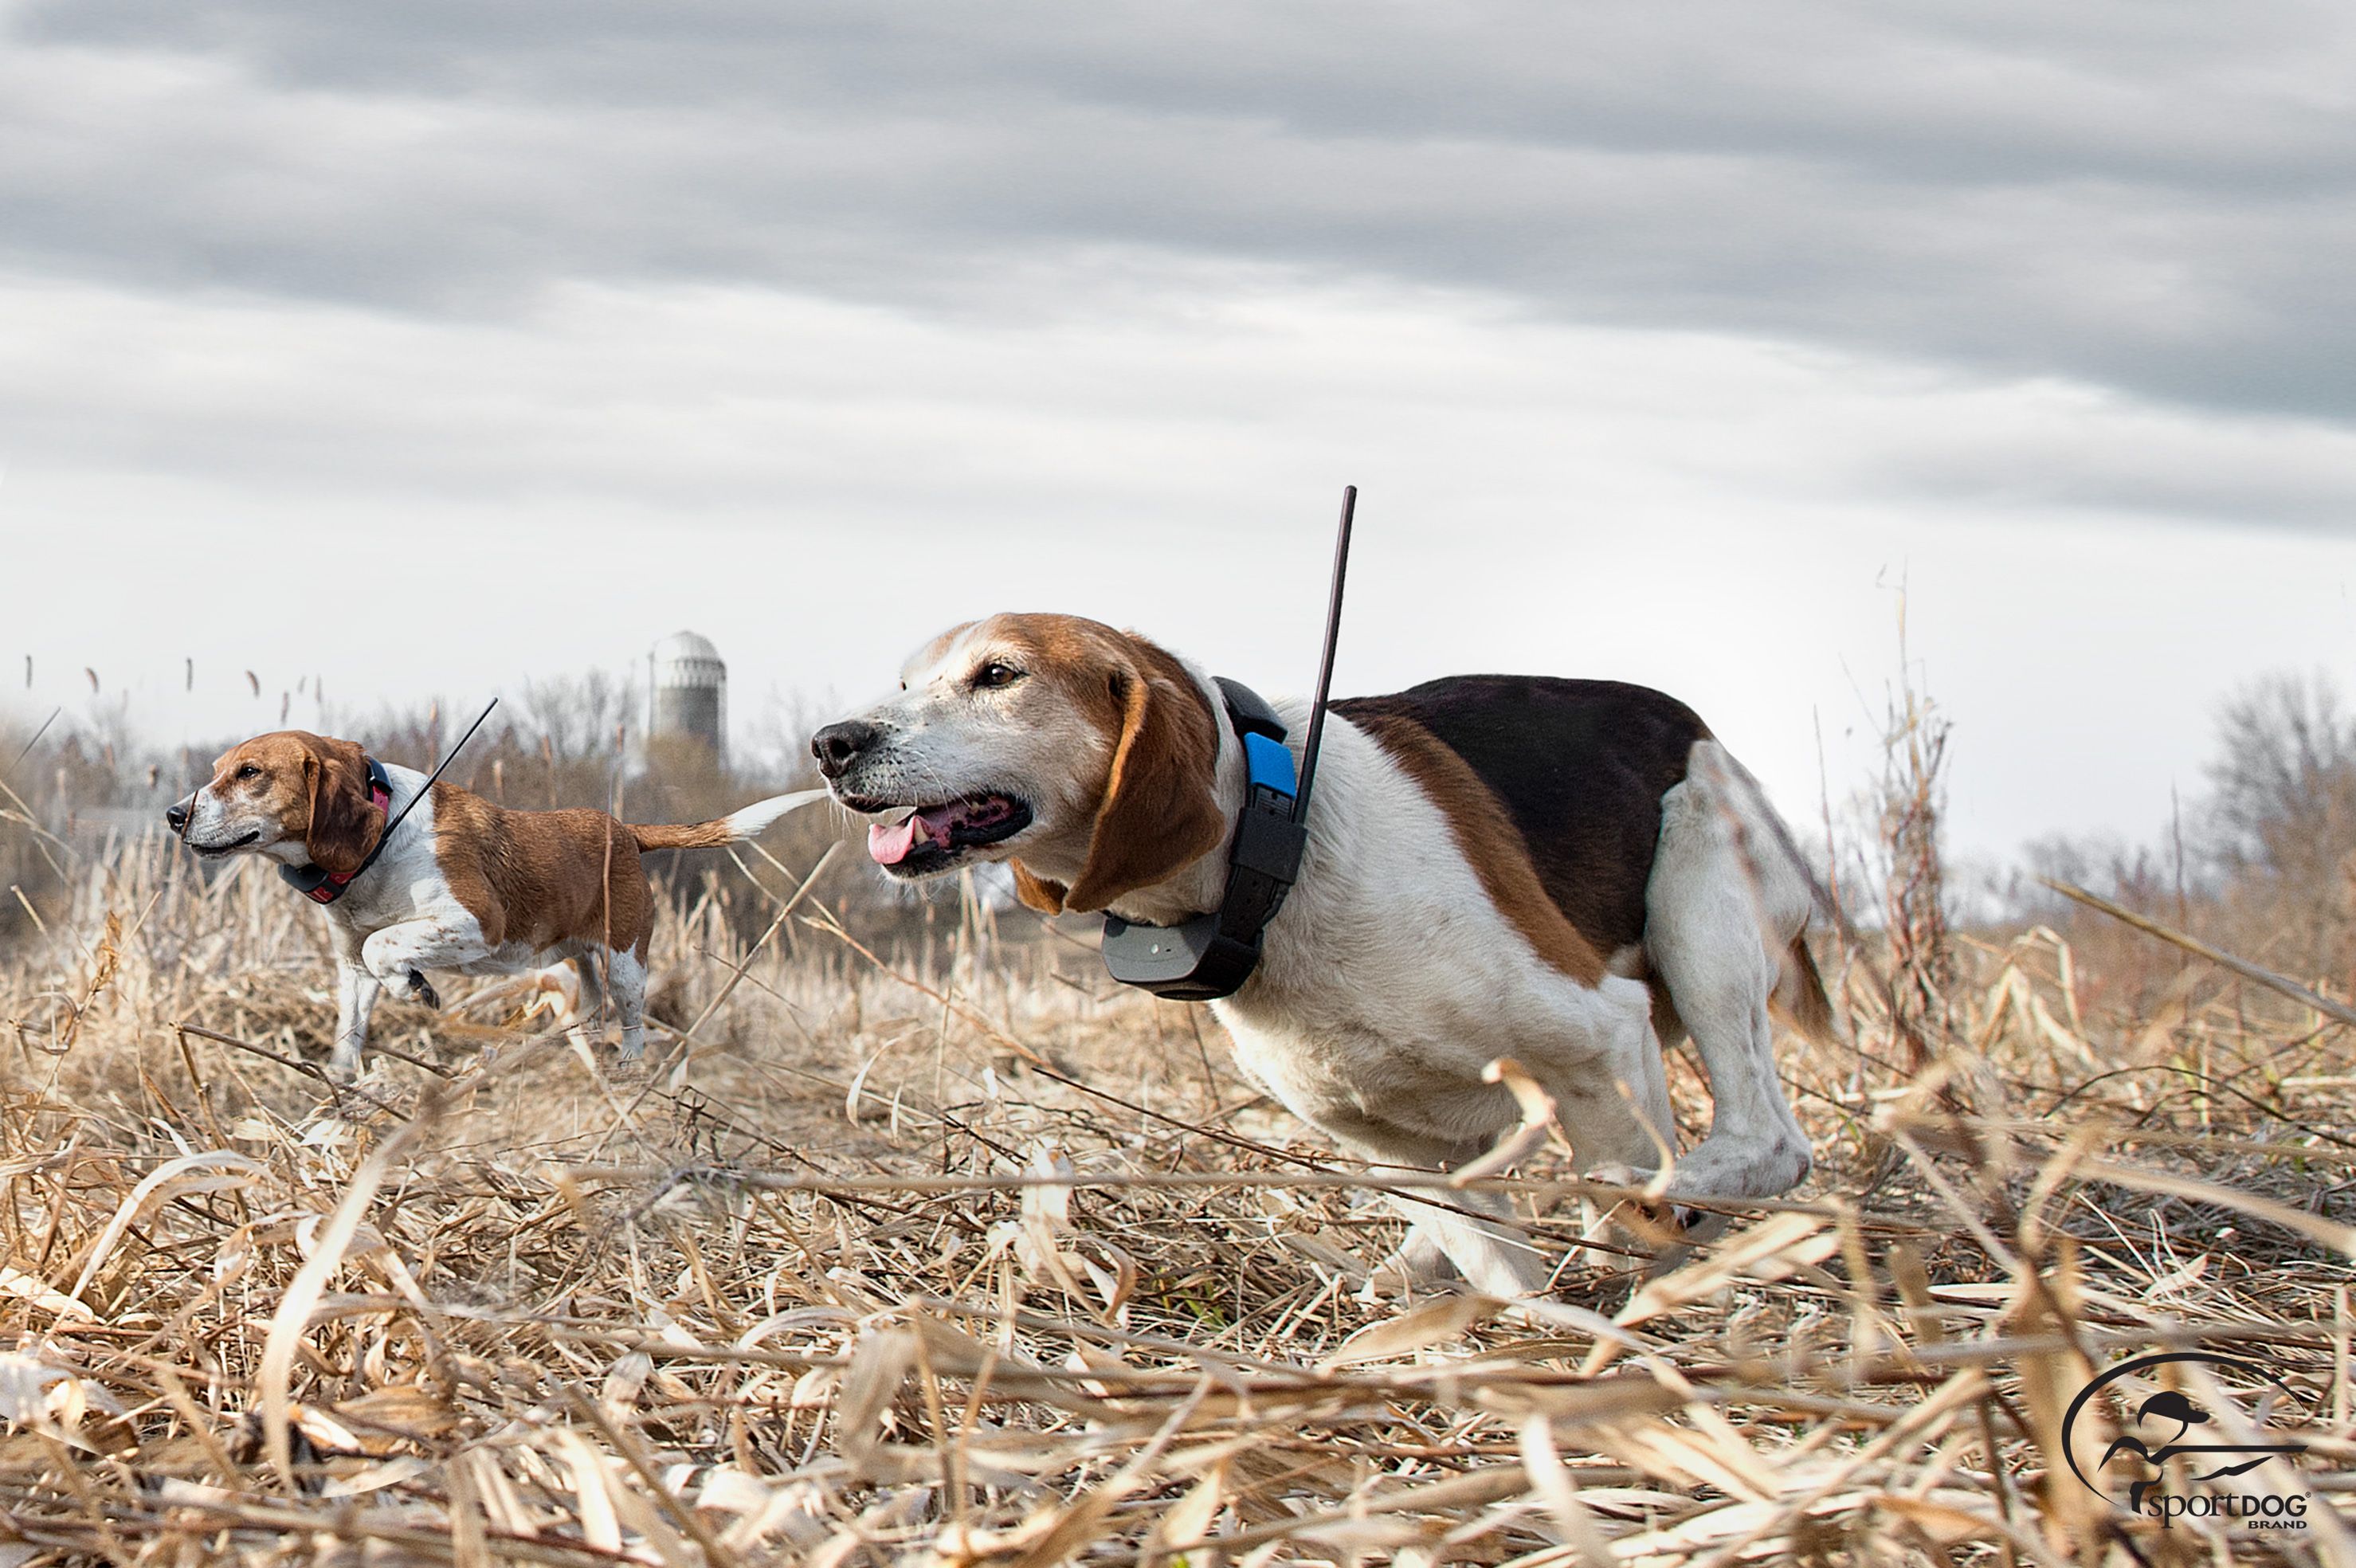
{"left": 649, "top": 630, "right": 727, "bottom": 766}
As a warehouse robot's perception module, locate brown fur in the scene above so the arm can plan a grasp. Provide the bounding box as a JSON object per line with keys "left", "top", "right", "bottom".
{"left": 206, "top": 731, "right": 385, "bottom": 876}
{"left": 1011, "top": 862, "right": 1068, "bottom": 915}
{"left": 426, "top": 786, "right": 662, "bottom": 958}
{"left": 997, "top": 617, "right": 1227, "bottom": 915}
{"left": 631, "top": 821, "right": 741, "bottom": 851}
{"left": 1343, "top": 708, "right": 1610, "bottom": 986}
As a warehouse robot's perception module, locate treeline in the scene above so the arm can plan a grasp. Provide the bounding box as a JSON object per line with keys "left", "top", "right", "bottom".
{"left": 1997, "top": 670, "right": 2356, "bottom": 1019}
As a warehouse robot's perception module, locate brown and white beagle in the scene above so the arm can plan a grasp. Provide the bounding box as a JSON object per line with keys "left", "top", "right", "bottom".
{"left": 167, "top": 731, "right": 821, "bottom": 1083}
{"left": 812, "top": 613, "right": 1833, "bottom": 1296}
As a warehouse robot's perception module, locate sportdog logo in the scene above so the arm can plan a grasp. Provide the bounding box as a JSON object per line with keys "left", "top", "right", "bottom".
{"left": 2061, "top": 1351, "right": 2310, "bottom": 1530}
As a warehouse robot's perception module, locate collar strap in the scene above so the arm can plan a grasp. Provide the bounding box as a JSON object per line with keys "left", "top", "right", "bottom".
{"left": 278, "top": 758, "right": 394, "bottom": 906}
{"left": 1100, "top": 676, "right": 1307, "bottom": 1000}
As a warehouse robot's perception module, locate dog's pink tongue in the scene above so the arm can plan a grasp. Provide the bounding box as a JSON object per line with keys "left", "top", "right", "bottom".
{"left": 868, "top": 817, "right": 919, "bottom": 865}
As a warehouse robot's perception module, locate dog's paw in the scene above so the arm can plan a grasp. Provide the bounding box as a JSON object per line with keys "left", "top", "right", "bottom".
{"left": 406, "top": 970, "right": 441, "bottom": 1009}
{"left": 1581, "top": 1165, "right": 1689, "bottom": 1245}
{"left": 1581, "top": 1162, "right": 1656, "bottom": 1192}
{"left": 606, "top": 1053, "right": 651, "bottom": 1087}
{"left": 1667, "top": 1205, "right": 1730, "bottom": 1245}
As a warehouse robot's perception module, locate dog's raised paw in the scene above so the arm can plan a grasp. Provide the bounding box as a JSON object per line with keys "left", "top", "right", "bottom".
{"left": 406, "top": 970, "right": 441, "bottom": 1009}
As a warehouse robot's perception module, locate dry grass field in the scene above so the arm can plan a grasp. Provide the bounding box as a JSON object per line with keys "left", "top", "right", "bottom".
{"left": 1, "top": 817, "right": 2354, "bottom": 1566}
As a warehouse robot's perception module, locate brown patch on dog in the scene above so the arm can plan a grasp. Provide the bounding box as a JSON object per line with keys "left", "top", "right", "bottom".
{"left": 430, "top": 790, "right": 783, "bottom": 956}
{"left": 988, "top": 614, "right": 1227, "bottom": 914}
{"left": 204, "top": 731, "right": 386, "bottom": 875}
{"left": 1343, "top": 708, "right": 1609, "bottom": 986}
{"left": 300, "top": 735, "right": 383, "bottom": 875}
{"left": 1010, "top": 861, "right": 1071, "bottom": 915}
{"left": 430, "top": 788, "right": 687, "bottom": 958}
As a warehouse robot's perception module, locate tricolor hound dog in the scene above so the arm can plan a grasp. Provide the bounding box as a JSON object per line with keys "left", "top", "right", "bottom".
{"left": 166, "top": 731, "right": 819, "bottom": 1084}
{"left": 810, "top": 614, "right": 1833, "bottom": 1296}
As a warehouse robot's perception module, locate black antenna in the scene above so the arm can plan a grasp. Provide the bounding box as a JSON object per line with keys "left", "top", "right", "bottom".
{"left": 380, "top": 697, "right": 499, "bottom": 844}
{"left": 9, "top": 706, "right": 61, "bottom": 772}
{"left": 1292, "top": 484, "right": 1354, "bottom": 821}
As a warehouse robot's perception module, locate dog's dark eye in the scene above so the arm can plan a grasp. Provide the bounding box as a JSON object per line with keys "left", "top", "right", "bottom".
{"left": 235, "top": 764, "right": 261, "bottom": 782}
{"left": 971, "top": 662, "right": 1024, "bottom": 691}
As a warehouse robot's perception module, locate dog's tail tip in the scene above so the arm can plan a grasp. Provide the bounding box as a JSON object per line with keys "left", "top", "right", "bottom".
{"left": 721, "top": 787, "right": 831, "bottom": 842}
{"left": 631, "top": 788, "right": 830, "bottom": 853}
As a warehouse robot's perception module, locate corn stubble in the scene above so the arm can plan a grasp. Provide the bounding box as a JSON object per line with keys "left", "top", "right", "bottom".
{"left": 0, "top": 824, "right": 2350, "bottom": 1566}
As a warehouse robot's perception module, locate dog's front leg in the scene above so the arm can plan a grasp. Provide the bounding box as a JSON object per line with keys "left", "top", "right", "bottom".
{"left": 322, "top": 925, "right": 383, "bottom": 1085}
{"left": 360, "top": 916, "right": 489, "bottom": 1017}
{"left": 331, "top": 958, "right": 383, "bottom": 1085}
{"left": 1330, "top": 1121, "right": 1554, "bottom": 1299}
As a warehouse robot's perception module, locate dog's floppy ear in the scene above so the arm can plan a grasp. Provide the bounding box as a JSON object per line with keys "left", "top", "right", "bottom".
{"left": 1059, "top": 645, "right": 1226, "bottom": 912}
{"left": 1009, "top": 863, "right": 1069, "bottom": 915}
{"left": 301, "top": 734, "right": 384, "bottom": 876}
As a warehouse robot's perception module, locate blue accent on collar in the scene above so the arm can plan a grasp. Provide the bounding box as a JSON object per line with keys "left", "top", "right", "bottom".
{"left": 1241, "top": 730, "right": 1296, "bottom": 801}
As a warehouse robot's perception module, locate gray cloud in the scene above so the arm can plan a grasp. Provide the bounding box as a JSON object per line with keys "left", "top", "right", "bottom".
{"left": 8, "top": 2, "right": 2356, "bottom": 420}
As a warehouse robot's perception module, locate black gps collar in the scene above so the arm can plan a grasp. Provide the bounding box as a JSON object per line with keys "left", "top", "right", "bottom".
{"left": 278, "top": 757, "right": 395, "bottom": 906}
{"left": 1099, "top": 677, "right": 1307, "bottom": 1001}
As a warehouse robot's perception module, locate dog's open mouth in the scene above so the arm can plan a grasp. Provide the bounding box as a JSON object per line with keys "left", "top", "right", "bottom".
{"left": 190, "top": 830, "right": 261, "bottom": 857}
{"left": 865, "top": 794, "right": 1032, "bottom": 873}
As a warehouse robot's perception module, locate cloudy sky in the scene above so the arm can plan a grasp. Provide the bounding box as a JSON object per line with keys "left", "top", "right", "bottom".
{"left": 6, "top": 1, "right": 2356, "bottom": 866}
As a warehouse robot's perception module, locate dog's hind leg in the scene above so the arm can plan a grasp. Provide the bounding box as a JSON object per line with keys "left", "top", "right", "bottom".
{"left": 566, "top": 951, "right": 610, "bottom": 1047}
{"left": 573, "top": 953, "right": 606, "bottom": 1014}
{"left": 1643, "top": 746, "right": 1813, "bottom": 1204}
{"left": 605, "top": 945, "right": 650, "bottom": 1068}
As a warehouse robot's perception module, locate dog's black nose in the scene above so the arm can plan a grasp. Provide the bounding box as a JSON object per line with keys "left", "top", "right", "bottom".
{"left": 164, "top": 798, "right": 190, "bottom": 833}
{"left": 810, "top": 719, "right": 880, "bottom": 779}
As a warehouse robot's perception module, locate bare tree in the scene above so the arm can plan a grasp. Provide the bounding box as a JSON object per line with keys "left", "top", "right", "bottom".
{"left": 2202, "top": 670, "right": 2356, "bottom": 977}
{"left": 514, "top": 670, "right": 640, "bottom": 765}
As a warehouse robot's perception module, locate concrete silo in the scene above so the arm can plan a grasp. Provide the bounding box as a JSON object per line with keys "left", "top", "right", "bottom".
{"left": 649, "top": 630, "right": 727, "bottom": 766}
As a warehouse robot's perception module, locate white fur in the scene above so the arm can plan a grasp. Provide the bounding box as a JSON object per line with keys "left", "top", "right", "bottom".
{"left": 1206, "top": 704, "right": 1672, "bottom": 1297}
{"left": 725, "top": 788, "right": 832, "bottom": 841}
{"left": 1643, "top": 741, "right": 1816, "bottom": 1200}
{"left": 827, "top": 632, "right": 1823, "bottom": 1295}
